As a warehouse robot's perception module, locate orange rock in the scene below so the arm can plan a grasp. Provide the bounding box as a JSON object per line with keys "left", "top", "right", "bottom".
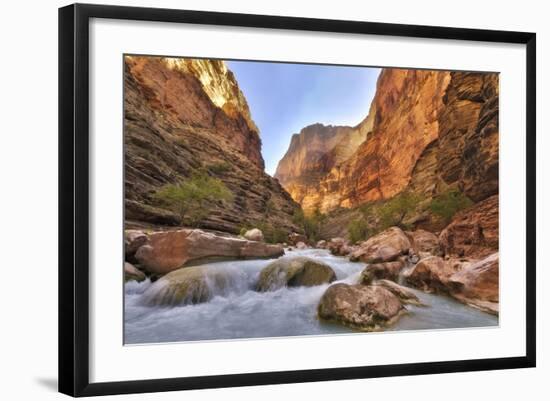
{"left": 135, "top": 229, "right": 284, "bottom": 275}
{"left": 449, "top": 253, "right": 499, "bottom": 304}
{"left": 439, "top": 195, "right": 498, "bottom": 259}
{"left": 349, "top": 227, "right": 411, "bottom": 263}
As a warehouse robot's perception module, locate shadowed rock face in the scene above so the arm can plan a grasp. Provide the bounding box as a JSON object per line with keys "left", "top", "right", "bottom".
{"left": 275, "top": 68, "right": 499, "bottom": 218}
{"left": 124, "top": 56, "right": 300, "bottom": 232}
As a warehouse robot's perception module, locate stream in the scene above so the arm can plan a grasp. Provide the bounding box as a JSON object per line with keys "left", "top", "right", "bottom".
{"left": 124, "top": 249, "right": 498, "bottom": 344}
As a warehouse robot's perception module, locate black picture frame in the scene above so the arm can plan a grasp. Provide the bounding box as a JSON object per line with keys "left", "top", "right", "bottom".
{"left": 58, "top": 3, "right": 537, "bottom": 397}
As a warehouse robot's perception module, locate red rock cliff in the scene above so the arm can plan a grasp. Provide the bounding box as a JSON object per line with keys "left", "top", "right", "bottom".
{"left": 124, "top": 56, "right": 299, "bottom": 232}
{"left": 276, "top": 68, "right": 499, "bottom": 214}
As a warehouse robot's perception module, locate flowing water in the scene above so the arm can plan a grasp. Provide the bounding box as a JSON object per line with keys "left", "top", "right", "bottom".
{"left": 124, "top": 249, "right": 498, "bottom": 344}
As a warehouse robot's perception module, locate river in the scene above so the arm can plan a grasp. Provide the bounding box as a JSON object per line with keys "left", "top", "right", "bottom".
{"left": 124, "top": 249, "right": 497, "bottom": 344}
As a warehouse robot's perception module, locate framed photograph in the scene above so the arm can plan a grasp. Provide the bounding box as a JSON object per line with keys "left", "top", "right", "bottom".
{"left": 59, "top": 3, "right": 536, "bottom": 397}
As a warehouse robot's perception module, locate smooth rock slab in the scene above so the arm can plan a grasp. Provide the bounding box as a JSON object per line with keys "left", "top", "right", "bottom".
{"left": 375, "top": 279, "right": 424, "bottom": 306}
{"left": 448, "top": 252, "right": 499, "bottom": 315}
{"left": 135, "top": 229, "right": 284, "bottom": 275}
{"left": 350, "top": 227, "right": 411, "bottom": 263}
{"left": 256, "top": 257, "right": 336, "bottom": 292}
{"left": 360, "top": 261, "right": 405, "bottom": 284}
{"left": 403, "top": 256, "right": 465, "bottom": 293}
{"left": 142, "top": 265, "right": 231, "bottom": 306}
{"left": 406, "top": 229, "right": 441, "bottom": 255}
{"left": 317, "top": 283, "right": 405, "bottom": 330}
{"left": 124, "top": 262, "right": 146, "bottom": 283}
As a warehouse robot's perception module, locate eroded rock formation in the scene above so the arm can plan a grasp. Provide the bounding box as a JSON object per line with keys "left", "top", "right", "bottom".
{"left": 275, "top": 68, "right": 499, "bottom": 223}
{"left": 124, "top": 56, "right": 300, "bottom": 232}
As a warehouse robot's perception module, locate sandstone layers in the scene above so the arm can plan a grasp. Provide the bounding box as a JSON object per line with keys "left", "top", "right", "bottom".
{"left": 275, "top": 69, "right": 499, "bottom": 217}
{"left": 124, "top": 56, "right": 299, "bottom": 232}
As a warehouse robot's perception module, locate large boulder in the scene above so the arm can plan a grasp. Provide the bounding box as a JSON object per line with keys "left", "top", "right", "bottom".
{"left": 135, "top": 229, "right": 284, "bottom": 275}
{"left": 448, "top": 253, "right": 499, "bottom": 315}
{"left": 403, "top": 256, "right": 466, "bottom": 293}
{"left": 406, "top": 229, "right": 441, "bottom": 255}
{"left": 243, "top": 228, "right": 264, "bottom": 242}
{"left": 125, "top": 230, "right": 148, "bottom": 259}
{"left": 375, "top": 279, "right": 424, "bottom": 306}
{"left": 359, "top": 261, "right": 405, "bottom": 284}
{"left": 316, "top": 239, "right": 328, "bottom": 249}
{"left": 439, "top": 195, "right": 498, "bottom": 259}
{"left": 256, "top": 257, "right": 336, "bottom": 291}
{"left": 288, "top": 232, "right": 308, "bottom": 246}
{"left": 327, "top": 237, "right": 349, "bottom": 255}
{"left": 328, "top": 237, "right": 352, "bottom": 256}
{"left": 142, "top": 265, "right": 230, "bottom": 306}
{"left": 317, "top": 284, "right": 405, "bottom": 330}
{"left": 124, "top": 262, "right": 146, "bottom": 282}
{"left": 295, "top": 241, "right": 308, "bottom": 250}
{"left": 349, "top": 227, "right": 411, "bottom": 263}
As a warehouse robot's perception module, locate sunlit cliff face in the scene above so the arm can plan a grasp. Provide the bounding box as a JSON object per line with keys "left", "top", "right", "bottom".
{"left": 162, "top": 57, "right": 259, "bottom": 134}
{"left": 274, "top": 68, "right": 499, "bottom": 215}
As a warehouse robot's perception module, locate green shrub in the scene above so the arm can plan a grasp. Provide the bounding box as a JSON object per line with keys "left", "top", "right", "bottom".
{"left": 292, "top": 208, "right": 326, "bottom": 242}
{"left": 207, "top": 161, "right": 232, "bottom": 175}
{"left": 429, "top": 189, "right": 473, "bottom": 222}
{"left": 348, "top": 218, "right": 370, "bottom": 244}
{"left": 354, "top": 191, "right": 422, "bottom": 235}
{"left": 154, "top": 172, "right": 233, "bottom": 226}
{"left": 376, "top": 191, "right": 420, "bottom": 230}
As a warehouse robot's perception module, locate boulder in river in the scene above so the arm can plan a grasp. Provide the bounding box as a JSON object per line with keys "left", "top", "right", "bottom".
{"left": 124, "top": 262, "right": 146, "bottom": 282}
{"left": 317, "top": 283, "right": 405, "bottom": 330}
{"left": 288, "top": 232, "right": 308, "bottom": 246}
{"left": 404, "top": 256, "right": 470, "bottom": 294}
{"left": 359, "top": 261, "right": 405, "bottom": 284}
{"left": 349, "top": 227, "right": 411, "bottom": 263}
{"left": 135, "top": 229, "right": 284, "bottom": 275}
{"left": 243, "top": 228, "right": 264, "bottom": 242}
{"left": 256, "top": 256, "right": 336, "bottom": 291}
{"left": 142, "top": 265, "right": 231, "bottom": 306}
{"left": 374, "top": 279, "right": 424, "bottom": 306}
{"left": 295, "top": 241, "right": 308, "bottom": 249}
{"left": 125, "top": 230, "right": 148, "bottom": 259}
{"left": 316, "top": 239, "right": 328, "bottom": 249}
{"left": 328, "top": 237, "right": 351, "bottom": 256}
{"left": 406, "top": 229, "right": 441, "bottom": 255}
{"left": 448, "top": 253, "right": 499, "bottom": 315}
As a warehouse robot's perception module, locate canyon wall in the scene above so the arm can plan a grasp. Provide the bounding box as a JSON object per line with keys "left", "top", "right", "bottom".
{"left": 124, "top": 56, "right": 299, "bottom": 232}
{"left": 276, "top": 68, "right": 499, "bottom": 218}
{"left": 274, "top": 107, "right": 373, "bottom": 212}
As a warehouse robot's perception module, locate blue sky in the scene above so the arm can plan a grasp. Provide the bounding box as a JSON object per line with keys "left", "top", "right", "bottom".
{"left": 227, "top": 60, "right": 381, "bottom": 175}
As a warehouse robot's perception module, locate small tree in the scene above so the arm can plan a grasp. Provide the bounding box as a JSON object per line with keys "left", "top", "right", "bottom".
{"left": 348, "top": 218, "right": 370, "bottom": 244}
{"left": 429, "top": 189, "right": 473, "bottom": 223}
{"left": 292, "top": 208, "right": 326, "bottom": 242}
{"left": 154, "top": 172, "right": 233, "bottom": 226}
{"left": 377, "top": 191, "right": 421, "bottom": 230}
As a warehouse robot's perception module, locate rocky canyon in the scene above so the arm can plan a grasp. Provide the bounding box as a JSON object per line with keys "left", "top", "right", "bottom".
{"left": 124, "top": 58, "right": 500, "bottom": 344}
{"left": 275, "top": 68, "right": 499, "bottom": 236}
{"left": 124, "top": 56, "right": 300, "bottom": 233}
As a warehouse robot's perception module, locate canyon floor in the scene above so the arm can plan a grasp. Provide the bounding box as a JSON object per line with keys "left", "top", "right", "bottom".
{"left": 123, "top": 56, "right": 499, "bottom": 342}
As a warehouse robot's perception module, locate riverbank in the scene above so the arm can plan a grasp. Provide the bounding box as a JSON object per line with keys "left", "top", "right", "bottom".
{"left": 124, "top": 248, "right": 497, "bottom": 344}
